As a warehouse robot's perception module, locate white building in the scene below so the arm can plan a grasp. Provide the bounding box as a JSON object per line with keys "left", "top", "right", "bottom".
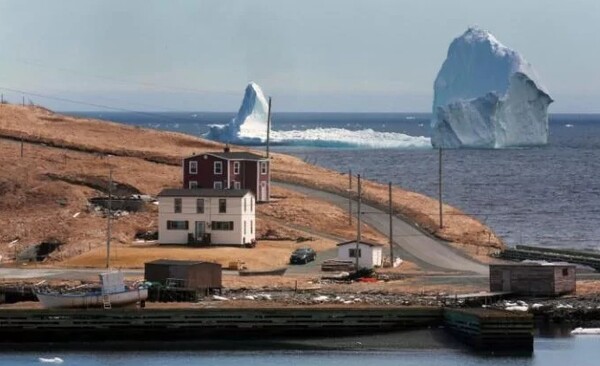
{"left": 157, "top": 188, "right": 256, "bottom": 246}
{"left": 336, "top": 240, "right": 384, "bottom": 269}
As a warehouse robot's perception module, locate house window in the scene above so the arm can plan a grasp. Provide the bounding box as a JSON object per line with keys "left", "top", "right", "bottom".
{"left": 244, "top": 197, "right": 247, "bottom": 212}
{"left": 196, "top": 199, "right": 204, "bottom": 214}
{"left": 189, "top": 161, "right": 198, "bottom": 174}
{"left": 244, "top": 220, "right": 247, "bottom": 235}
{"left": 562, "top": 268, "right": 569, "bottom": 276}
{"left": 250, "top": 220, "right": 253, "bottom": 234}
{"left": 189, "top": 181, "right": 198, "bottom": 189}
{"left": 174, "top": 198, "right": 182, "bottom": 213}
{"left": 234, "top": 181, "right": 241, "bottom": 189}
{"left": 167, "top": 220, "right": 188, "bottom": 230}
{"left": 349, "top": 248, "right": 362, "bottom": 258}
{"left": 250, "top": 198, "right": 254, "bottom": 212}
{"left": 260, "top": 161, "right": 268, "bottom": 175}
{"left": 233, "top": 161, "right": 240, "bottom": 174}
{"left": 214, "top": 161, "right": 223, "bottom": 174}
{"left": 219, "top": 198, "right": 227, "bottom": 213}
{"left": 212, "top": 221, "right": 234, "bottom": 230}
{"left": 214, "top": 181, "right": 223, "bottom": 189}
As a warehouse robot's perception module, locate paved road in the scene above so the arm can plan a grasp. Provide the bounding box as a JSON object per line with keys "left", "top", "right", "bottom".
{"left": 0, "top": 267, "right": 144, "bottom": 281}
{"left": 275, "top": 182, "right": 489, "bottom": 275}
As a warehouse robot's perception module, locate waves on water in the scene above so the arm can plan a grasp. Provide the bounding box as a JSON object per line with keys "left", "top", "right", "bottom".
{"left": 207, "top": 120, "right": 431, "bottom": 149}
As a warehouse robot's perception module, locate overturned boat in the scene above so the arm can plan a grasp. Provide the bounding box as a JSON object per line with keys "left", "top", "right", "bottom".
{"left": 35, "top": 271, "right": 148, "bottom": 309}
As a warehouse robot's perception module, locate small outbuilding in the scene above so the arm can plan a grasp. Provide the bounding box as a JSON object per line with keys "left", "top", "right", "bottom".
{"left": 144, "top": 259, "right": 222, "bottom": 293}
{"left": 336, "top": 240, "right": 384, "bottom": 269}
{"left": 489, "top": 263, "right": 576, "bottom": 296}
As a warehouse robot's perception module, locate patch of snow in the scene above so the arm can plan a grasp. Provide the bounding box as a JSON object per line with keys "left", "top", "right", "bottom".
{"left": 38, "top": 357, "right": 63, "bottom": 364}
{"left": 571, "top": 327, "right": 600, "bottom": 335}
{"left": 72, "top": 212, "right": 80, "bottom": 218}
{"left": 505, "top": 305, "right": 529, "bottom": 312}
{"left": 212, "top": 295, "right": 229, "bottom": 301}
{"left": 256, "top": 293, "right": 272, "bottom": 301}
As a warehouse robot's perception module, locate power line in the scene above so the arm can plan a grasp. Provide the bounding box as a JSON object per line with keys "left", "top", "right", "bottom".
{"left": 0, "top": 85, "right": 203, "bottom": 125}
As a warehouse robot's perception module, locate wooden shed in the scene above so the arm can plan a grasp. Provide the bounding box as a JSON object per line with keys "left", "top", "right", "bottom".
{"left": 144, "top": 259, "right": 222, "bottom": 292}
{"left": 489, "top": 263, "right": 576, "bottom": 296}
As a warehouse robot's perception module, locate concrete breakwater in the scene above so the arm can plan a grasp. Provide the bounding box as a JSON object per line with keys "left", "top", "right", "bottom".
{"left": 0, "top": 306, "right": 533, "bottom": 352}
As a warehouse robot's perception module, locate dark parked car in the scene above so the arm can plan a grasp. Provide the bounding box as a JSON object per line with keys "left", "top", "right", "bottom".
{"left": 290, "top": 247, "right": 317, "bottom": 264}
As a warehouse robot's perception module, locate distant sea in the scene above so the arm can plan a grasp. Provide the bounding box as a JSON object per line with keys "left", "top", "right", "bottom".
{"left": 68, "top": 111, "right": 600, "bottom": 251}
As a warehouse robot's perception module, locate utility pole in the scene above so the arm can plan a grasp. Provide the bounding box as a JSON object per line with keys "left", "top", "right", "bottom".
{"left": 389, "top": 182, "right": 394, "bottom": 266}
{"left": 106, "top": 165, "right": 112, "bottom": 269}
{"left": 355, "top": 174, "right": 362, "bottom": 271}
{"left": 348, "top": 169, "right": 352, "bottom": 226}
{"left": 266, "top": 97, "right": 272, "bottom": 158}
{"left": 438, "top": 148, "right": 443, "bottom": 229}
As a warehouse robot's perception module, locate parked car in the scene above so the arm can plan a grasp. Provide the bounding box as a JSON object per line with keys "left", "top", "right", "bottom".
{"left": 290, "top": 247, "right": 317, "bottom": 264}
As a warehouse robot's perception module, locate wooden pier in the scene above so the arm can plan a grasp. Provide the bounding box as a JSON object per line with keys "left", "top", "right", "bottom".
{"left": 500, "top": 245, "right": 600, "bottom": 271}
{"left": 0, "top": 307, "right": 441, "bottom": 342}
{"left": 443, "top": 308, "right": 533, "bottom": 352}
{"left": 0, "top": 306, "right": 533, "bottom": 352}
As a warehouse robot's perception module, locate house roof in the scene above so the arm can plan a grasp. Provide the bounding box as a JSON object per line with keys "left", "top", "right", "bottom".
{"left": 185, "top": 151, "right": 267, "bottom": 161}
{"left": 157, "top": 188, "right": 253, "bottom": 198}
{"left": 146, "top": 259, "right": 221, "bottom": 267}
{"left": 336, "top": 240, "right": 385, "bottom": 247}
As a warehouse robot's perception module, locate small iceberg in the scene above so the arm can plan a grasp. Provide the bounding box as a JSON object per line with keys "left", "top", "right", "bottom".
{"left": 38, "top": 357, "right": 64, "bottom": 364}
{"left": 571, "top": 327, "right": 600, "bottom": 335}
{"left": 565, "top": 124, "right": 574, "bottom": 128}
{"left": 205, "top": 82, "right": 430, "bottom": 149}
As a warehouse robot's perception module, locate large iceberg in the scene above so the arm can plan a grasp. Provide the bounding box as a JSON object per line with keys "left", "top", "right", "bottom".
{"left": 205, "top": 82, "right": 430, "bottom": 149}
{"left": 206, "top": 82, "right": 269, "bottom": 143}
{"left": 431, "top": 27, "right": 553, "bottom": 148}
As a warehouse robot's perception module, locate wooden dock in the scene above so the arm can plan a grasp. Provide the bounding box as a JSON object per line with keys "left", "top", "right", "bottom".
{"left": 444, "top": 308, "right": 533, "bottom": 352}
{"left": 0, "top": 306, "right": 534, "bottom": 352}
{"left": 500, "top": 245, "right": 600, "bottom": 271}
{"left": 0, "top": 307, "right": 442, "bottom": 342}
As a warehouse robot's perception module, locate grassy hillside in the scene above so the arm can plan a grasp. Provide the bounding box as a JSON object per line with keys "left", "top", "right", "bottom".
{"left": 0, "top": 104, "right": 503, "bottom": 266}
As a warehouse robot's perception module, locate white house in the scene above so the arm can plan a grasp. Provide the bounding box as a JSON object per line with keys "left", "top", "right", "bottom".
{"left": 157, "top": 188, "right": 256, "bottom": 246}
{"left": 336, "top": 240, "right": 384, "bottom": 269}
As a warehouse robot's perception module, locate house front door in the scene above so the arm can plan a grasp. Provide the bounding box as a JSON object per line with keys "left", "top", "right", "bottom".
{"left": 195, "top": 221, "right": 206, "bottom": 240}
{"left": 260, "top": 182, "right": 267, "bottom": 201}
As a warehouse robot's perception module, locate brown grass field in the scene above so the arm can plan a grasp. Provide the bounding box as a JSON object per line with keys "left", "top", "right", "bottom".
{"left": 0, "top": 104, "right": 502, "bottom": 270}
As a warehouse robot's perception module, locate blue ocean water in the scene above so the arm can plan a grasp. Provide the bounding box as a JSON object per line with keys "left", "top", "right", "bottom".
{"left": 69, "top": 111, "right": 600, "bottom": 250}
{"left": 2, "top": 336, "right": 599, "bottom": 366}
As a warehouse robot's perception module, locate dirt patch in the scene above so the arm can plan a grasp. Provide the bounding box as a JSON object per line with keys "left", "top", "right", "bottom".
{"left": 46, "top": 172, "right": 142, "bottom": 196}
{"left": 58, "top": 238, "right": 338, "bottom": 270}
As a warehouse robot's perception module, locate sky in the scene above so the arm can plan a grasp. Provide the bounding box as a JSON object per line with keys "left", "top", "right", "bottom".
{"left": 0, "top": 0, "right": 598, "bottom": 113}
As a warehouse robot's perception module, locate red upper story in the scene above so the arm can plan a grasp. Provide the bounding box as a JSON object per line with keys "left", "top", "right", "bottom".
{"left": 183, "top": 149, "right": 270, "bottom": 202}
